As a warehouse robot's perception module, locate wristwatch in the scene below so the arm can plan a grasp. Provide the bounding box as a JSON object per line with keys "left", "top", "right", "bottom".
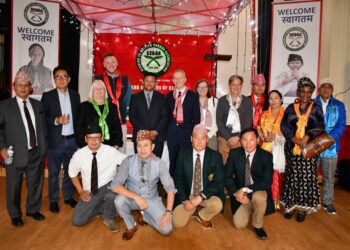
{"left": 165, "top": 209, "right": 173, "bottom": 215}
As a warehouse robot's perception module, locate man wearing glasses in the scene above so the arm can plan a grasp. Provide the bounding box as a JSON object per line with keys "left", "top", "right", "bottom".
{"left": 111, "top": 130, "right": 176, "bottom": 240}
{"left": 41, "top": 66, "right": 80, "bottom": 214}
{"left": 68, "top": 123, "right": 126, "bottom": 232}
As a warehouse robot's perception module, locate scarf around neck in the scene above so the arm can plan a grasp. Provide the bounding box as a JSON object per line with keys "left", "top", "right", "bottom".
{"left": 251, "top": 94, "right": 265, "bottom": 128}
{"left": 226, "top": 94, "right": 242, "bottom": 134}
{"left": 92, "top": 99, "right": 110, "bottom": 140}
{"left": 200, "top": 97, "right": 212, "bottom": 128}
{"left": 293, "top": 102, "right": 313, "bottom": 155}
{"left": 173, "top": 88, "right": 188, "bottom": 124}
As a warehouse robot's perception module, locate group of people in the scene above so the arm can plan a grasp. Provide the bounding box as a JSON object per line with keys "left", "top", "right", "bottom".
{"left": 0, "top": 51, "right": 346, "bottom": 242}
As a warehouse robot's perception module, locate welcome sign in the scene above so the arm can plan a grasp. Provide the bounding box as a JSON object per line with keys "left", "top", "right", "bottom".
{"left": 12, "top": 0, "right": 59, "bottom": 98}
{"left": 269, "top": 0, "right": 322, "bottom": 106}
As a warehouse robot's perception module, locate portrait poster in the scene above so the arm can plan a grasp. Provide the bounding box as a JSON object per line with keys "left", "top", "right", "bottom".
{"left": 269, "top": 0, "right": 322, "bottom": 106}
{"left": 12, "top": 0, "right": 59, "bottom": 99}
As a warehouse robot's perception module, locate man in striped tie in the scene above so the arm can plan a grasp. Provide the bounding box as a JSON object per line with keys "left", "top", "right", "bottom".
{"left": 173, "top": 124, "right": 225, "bottom": 229}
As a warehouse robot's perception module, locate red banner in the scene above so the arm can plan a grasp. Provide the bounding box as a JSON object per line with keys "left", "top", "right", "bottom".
{"left": 93, "top": 34, "right": 215, "bottom": 94}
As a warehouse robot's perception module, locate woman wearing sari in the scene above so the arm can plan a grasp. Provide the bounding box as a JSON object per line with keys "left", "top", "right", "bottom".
{"left": 280, "top": 77, "right": 325, "bottom": 222}
{"left": 258, "top": 90, "right": 285, "bottom": 209}
{"left": 76, "top": 80, "right": 123, "bottom": 148}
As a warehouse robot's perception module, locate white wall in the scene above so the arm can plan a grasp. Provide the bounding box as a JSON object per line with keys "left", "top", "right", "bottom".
{"left": 217, "top": 6, "right": 253, "bottom": 98}
{"left": 320, "top": 0, "right": 350, "bottom": 124}
{"left": 78, "top": 25, "right": 93, "bottom": 102}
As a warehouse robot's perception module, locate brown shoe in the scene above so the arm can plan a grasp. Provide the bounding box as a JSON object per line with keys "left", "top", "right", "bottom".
{"left": 192, "top": 208, "right": 213, "bottom": 229}
{"left": 134, "top": 210, "right": 148, "bottom": 226}
{"left": 122, "top": 225, "right": 138, "bottom": 240}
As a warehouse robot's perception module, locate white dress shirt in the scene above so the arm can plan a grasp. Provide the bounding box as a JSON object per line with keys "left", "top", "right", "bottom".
{"left": 57, "top": 89, "right": 74, "bottom": 136}
{"left": 191, "top": 148, "right": 205, "bottom": 195}
{"left": 320, "top": 98, "right": 329, "bottom": 114}
{"left": 69, "top": 144, "right": 127, "bottom": 192}
{"left": 16, "top": 96, "right": 37, "bottom": 149}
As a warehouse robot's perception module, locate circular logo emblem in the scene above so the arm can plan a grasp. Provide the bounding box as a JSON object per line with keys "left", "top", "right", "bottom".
{"left": 136, "top": 42, "right": 171, "bottom": 76}
{"left": 24, "top": 2, "right": 49, "bottom": 27}
{"left": 283, "top": 27, "right": 308, "bottom": 51}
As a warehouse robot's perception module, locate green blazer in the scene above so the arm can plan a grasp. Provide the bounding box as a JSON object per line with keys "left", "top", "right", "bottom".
{"left": 225, "top": 147, "right": 275, "bottom": 215}
{"left": 174, "top": 147, "right": 225, "bottom": 208}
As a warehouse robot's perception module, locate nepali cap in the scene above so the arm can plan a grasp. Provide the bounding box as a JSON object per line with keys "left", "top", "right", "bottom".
{"left": 252, "top": 73, "right": 266, "bottom": 84}
{"left": 288, "top": 54, "right": 303, "bottom": 63}
{"left": 136, "top": 130, "right": 153, "bottom": 142}
{"left": 14, "top": 71, "right": 31, "bottom": 84}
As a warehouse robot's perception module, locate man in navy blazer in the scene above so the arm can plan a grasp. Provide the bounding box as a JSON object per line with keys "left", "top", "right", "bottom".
{"left": 225, "top": 128, "right": 274, "bottom": 240}
{"left": 166, "top": 69, "right": 200, "bottom": 176}
{"left": 41, "top": 66, "right": 80, "bottom": 213}
{"left": 0, "top": 71, "right": 47, "bottom": 226}
{"left": 129, "top": 73, "right": 168, "bottom": 157}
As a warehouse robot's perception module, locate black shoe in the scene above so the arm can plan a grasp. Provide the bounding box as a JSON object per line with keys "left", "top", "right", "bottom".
{"left": 11, "top": 217, "right": 24, "bottom": 227}
{"left": 253, "top": 227, "right": 267, "bottom": 240}
{"left": 26, "top": 212, "right": 45, "bottom": 220}
{"left": 284, "top": 211, "right": 294, "bottom": 219}
{"left": 49, "top": 202, "right": 60, "bottom": 213}
{"left": 64, "top": 198, "right": 77, "bottom": 208}
{"left": 296, "top": 212, "right": 306, "bottom": 223}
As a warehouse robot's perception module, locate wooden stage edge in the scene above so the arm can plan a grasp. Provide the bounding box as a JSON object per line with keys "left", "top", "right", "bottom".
{"left": 0, "top": 177, "right": 349, "bottom": 250}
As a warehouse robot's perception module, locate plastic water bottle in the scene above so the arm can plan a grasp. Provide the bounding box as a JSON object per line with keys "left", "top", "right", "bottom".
{"left": 5, "top": 146, "right": 14, "bottom": 165}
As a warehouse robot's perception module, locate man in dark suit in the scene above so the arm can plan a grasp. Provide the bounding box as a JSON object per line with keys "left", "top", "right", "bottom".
{"left": 41, "top": 66, "right": 80, "bottom": 213}
{"left": 129, "top": 73, "right": 168, "bottom": 157}
{"left": 166, "top": 69, "right": 200, "bottom": 176}
{"left": 0, "top": 71, "right": 47, "bottom": 226}
{"left": 225, "top": 128, "right": 274, "bottom": 240}
{"left": 173, "top": 124, "right": 225, "bottom": 229}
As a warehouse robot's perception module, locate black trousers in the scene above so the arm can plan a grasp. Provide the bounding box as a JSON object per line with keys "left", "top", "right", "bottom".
{"left": 5, "top": 147, "right": 44, "bottom": 219}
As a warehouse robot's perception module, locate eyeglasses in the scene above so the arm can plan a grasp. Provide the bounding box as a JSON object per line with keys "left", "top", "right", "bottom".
{"left": 54, "top": 75, "right": 69, "bottom": 80}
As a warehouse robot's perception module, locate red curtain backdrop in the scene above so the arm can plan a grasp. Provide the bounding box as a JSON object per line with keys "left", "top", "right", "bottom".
{"left": 93, "top": 34, "right": 215, "bottom": 94}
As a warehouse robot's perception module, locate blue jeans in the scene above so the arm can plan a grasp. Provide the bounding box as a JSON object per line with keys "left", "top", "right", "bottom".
{"left": 320, "top": 157, "right": 338, "bottom": 205}
{"left": 114, "top": 195, "right": 172, "bottom": 235}
{"left": 47, "top": 137, "right": 77, "bottom": 203}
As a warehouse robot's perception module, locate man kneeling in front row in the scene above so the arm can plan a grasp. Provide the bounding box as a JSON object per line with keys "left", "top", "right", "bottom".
{"left": 111, "top": 130, "right": 176, "bottom": 240}
{"left": 225, "top": 128, "right": 274, "bottom": 240}
{"left": 68, "top": 123, "right": 126, "bottom": 232}
{"left": 172, "top": 124, "right": 225, "bottom": 229}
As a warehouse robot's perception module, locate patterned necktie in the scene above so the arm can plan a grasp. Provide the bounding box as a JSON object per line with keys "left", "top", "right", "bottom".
{"left": 91, "top": 152, "right": 98, "bottom": 194}
{"left": 193, "top": 154, "right": 202, "bottom": 196}
{"left": 245, "top": 154, "right": 252, "bottom": 186}
{"left": 23, "top": 101, "right": 36, "bottom": 148}
{"left": 140, "top": 160, "right": 146, "bottom": 183}
{"left": 146, "top": 92, "right": 151, "bottom": 109}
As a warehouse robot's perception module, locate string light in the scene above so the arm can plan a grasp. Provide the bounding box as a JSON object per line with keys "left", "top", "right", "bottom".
{"left": 218, "top": 0, "right": 251, "bottom": 34}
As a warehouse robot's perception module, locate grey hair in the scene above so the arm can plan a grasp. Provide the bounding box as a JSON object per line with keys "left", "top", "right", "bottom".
{"left": 88, "top": 79, "right": 108, "bottom": 102}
